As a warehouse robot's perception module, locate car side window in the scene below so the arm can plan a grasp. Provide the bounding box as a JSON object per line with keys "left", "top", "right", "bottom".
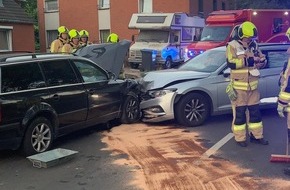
{"left": 73, "top": 60, "right": 108, "bottom": 83}
{"left": 1, "top": 62, "right": 45, "bottom": 93}
{"left": 262, "top": 51, "right": 288, "bottom": 69}
{"left": 41, "top": 60, "right": 79, "bottom": 86}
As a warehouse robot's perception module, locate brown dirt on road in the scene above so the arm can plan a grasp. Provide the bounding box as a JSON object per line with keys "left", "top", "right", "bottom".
{"left": 101, "top": 123, "right": 290, "bottom": 190}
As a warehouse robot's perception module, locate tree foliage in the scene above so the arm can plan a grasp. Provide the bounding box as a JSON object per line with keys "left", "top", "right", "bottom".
{"left": 19, "top": 0, "right": 37, "bottom": 21}
{"left": 235, "top": 0, "right": 290, "bottom": 9}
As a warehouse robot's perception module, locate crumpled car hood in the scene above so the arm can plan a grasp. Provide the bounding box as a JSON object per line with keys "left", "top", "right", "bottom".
{"left": 139, "top": 69, "right": 210, "bottom": 90}
{"left": 75, "top": 40, "right": 131, "bottom": 77}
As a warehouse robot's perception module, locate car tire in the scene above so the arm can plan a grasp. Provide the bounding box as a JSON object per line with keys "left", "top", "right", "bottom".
{"left": 121, "top": 93, "right": 140, "bottom": 124}
{"left": 175, "top": 93, "right": 210, "bottom": 127}
{"left": 164, "top": 57, "right": 172, "bottom": 69}
{"left": 22, "top": 117, "right": 53, "bottom": 156}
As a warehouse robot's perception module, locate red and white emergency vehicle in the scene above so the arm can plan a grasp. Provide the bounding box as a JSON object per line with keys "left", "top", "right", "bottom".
{"left": 186, "top": 9, "right": 290, "bottom": 59}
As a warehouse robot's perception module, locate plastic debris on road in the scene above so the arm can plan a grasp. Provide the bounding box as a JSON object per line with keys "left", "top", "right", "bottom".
{"left": 27, "top": 148, "right": 78, "bottom": 168}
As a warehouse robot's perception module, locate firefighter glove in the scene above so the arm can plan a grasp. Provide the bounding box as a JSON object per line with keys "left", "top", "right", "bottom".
{"left": 247, "top": 57, "right": 255, "bottom": 67}
{"left": 226, "top": 82, "right": 237, "bottom": 101}
{"left": 277, "top": 103, "right": 286, "bottom": 118}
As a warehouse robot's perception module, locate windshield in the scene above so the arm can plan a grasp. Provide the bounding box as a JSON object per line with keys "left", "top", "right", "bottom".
{"left": 136, "top": 30, "right": 169, "bottom": 43}
{"left": 179, "top": 49, "right": 226, "bottom": 72}
{"left": 200, "top": 26, "right": 232, "bottom": 42}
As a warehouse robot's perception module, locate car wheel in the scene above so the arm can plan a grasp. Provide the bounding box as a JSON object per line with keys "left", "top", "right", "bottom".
{"left": 22, "top": 117, "right": 53, "bottom": 156}
{"left": 121, "top": 93, "right": 140, "bottom": 124}
{"left": 164, "top": 57, "right": 172, "bottom": 69}
{"left": 175, "top": 93, "right": 210, "bottom": 127}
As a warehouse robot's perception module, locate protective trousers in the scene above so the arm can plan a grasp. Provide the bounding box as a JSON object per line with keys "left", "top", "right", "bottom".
{"left": 286, "top": 111, "right": 290, "bottom": 141}
{"left": 231, "top": 89, "right": 263, "bottom": 142}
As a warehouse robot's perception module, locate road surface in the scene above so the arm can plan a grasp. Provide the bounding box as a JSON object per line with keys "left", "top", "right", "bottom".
{"left": 1, "top": 109, "right": 290, "bottom": 190}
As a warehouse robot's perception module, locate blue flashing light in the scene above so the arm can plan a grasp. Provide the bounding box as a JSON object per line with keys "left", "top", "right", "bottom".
{"left": 152, "top": 50, "right": 157, "bottom": 61}
{"left": 161, "top": 48, "right": 178, "bottom": 59}
{"left": 187, "top": 49, "right": 205, "bottom": 58}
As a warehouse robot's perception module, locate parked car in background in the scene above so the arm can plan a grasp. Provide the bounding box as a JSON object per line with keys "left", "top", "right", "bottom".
{"left": 140, "top": 43, "right": 290, "bottom": 127}
{"left": 0, "top": 42, "right": 141, "bottom": 156}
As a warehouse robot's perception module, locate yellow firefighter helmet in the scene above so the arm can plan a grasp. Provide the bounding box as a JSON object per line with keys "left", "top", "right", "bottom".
{"left": 107, "top": 33, "right": 119, "bottom": 43}
{"left": 58, "top": 26, "right": 69, "bottom": 35}
{"left": 79, "top": 30, "right": 89, "bottom": 38}
{"left": 238, "top": 21, "right": 258, "bottom": 39}
{"left": 286, "top": 27, "right": 290, "bottom": 40}
{"left": 68, "top": 29, "right": 80, "bottom": 39}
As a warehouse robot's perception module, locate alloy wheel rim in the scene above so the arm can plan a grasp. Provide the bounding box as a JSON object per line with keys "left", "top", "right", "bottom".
{"left": 126, "top": 98, "right": 139, "bottom": 119}
{"left": 184, "top": 99, "right": 205, "bottom": 122}
{"left": 31, "top": 123, "right": 52, "bottom": 152}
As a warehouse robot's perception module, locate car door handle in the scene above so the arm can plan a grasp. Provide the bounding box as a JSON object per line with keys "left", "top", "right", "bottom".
{"left": 88, "top": 89, "right": 96, "bottom": 95}
{"left": 52, "top": 94, "right": 60, "bottom": 101}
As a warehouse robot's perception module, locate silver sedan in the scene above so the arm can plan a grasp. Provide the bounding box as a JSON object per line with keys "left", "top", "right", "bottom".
{"left": 140, "top": 44, "right": 290, "bottom": 127}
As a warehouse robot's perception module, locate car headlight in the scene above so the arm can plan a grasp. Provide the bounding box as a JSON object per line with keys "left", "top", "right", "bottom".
{"left": 148, "top": 88, "right": 177, "bottom": 98}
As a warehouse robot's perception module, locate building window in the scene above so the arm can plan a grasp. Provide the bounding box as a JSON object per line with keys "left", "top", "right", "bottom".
{"left": 222, "top": 2, "right": 226, "bottom": 10}
{"left": 100, "top": 30, "right": 110, "bottom": 43}
{"left": 139, "top": 0, "right": 152, "bottom": 13}
{"left": 0, "top": 27, "right": 12, "bottom": 52}
{"left": 98, "top": 0, "right": 110, "bottom": 9}
{"left": 213, "top": 0, "right": 217, "bottom": 11}
{"left": 198, "top": 0, "right": 204, "bottom": 17}
{"left": 46, "top": 30, "right": 58, "bottom": 48}
{"left": 45, "top": 0, "right": 58, "bottom": 12}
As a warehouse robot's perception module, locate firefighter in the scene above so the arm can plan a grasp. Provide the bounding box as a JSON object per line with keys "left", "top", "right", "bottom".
{"left": 226, "top": 21, "right": 269, "bottom": 147}
{"left": 277, "top": 27, "right": 290, "bottom": 176}
{"left": 79, "top": 29, "right": 92, "bottom": 47}
{"left": 107, "top": 33, "right": 119, "bottom": 43}
{"left": 61, "top": 29, "right": 81, "bottom": 53}
{"left": 50, "top": 26, "right": 69, "bottom": 53}
{"left": 277, "top": 28, "right": 290, "bottom": 138}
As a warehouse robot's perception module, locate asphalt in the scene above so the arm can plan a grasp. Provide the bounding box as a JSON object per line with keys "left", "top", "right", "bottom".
{"left": 187, "top": 108, "right": 290, "bottom": 180}
{"left": 0, "top": 125, "right": 142, "bottom": 190}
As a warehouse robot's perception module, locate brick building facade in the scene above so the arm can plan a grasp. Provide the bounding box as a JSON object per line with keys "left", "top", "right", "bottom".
{"left": 38, "top": 0, "right": 231, "bottom": 52}
{"left": 0, "top": 0, "right": 35, "bottom": 52}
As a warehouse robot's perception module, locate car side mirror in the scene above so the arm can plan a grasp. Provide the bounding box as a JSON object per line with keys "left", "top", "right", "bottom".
{"left": 174, "top": 36, "right": 179, "bottom": 43}
{"left": 223, "top": 68, "right": 231, "bottom": 78}
{"left": 108, "top": 71, "right": 116, "bottom": 80}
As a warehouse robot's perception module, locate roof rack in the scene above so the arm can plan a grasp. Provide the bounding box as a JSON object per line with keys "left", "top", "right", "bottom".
{"left": 0, "top": 52, "right": 74, "bottom": 62}
{"left": 0, "top": 51, "right": 33, "bottom": 54}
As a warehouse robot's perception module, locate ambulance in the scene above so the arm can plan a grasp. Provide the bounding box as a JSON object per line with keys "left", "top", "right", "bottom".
{"left": 186, "top": 9, "right": 290, "bottom": 59}
{"left": 128, "top": 12, "right": 205, "bottom": 69}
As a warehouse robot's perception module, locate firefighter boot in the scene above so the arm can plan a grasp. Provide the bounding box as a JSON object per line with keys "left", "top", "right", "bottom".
{"left": 249, "top": 133, "right": 269, "bottom": 145}
{"left": 236, "top": 141, "right": 247, "bottom": 147}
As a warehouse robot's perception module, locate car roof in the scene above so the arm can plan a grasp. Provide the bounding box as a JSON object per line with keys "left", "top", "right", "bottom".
{"left": 258, "top": 43, "right": 290, "bottom": 50}
{"left": 211, "top": 43, "right": 290, "bottom": 51}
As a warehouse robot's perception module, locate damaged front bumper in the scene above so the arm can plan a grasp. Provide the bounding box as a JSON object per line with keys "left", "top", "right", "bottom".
{"left": 140, "top": 88, "right": 177, "bottom": 122}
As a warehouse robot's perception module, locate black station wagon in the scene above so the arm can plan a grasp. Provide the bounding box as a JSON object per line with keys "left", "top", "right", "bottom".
{"left": 0, "top": 52, "right": 140, "bottom": 156}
